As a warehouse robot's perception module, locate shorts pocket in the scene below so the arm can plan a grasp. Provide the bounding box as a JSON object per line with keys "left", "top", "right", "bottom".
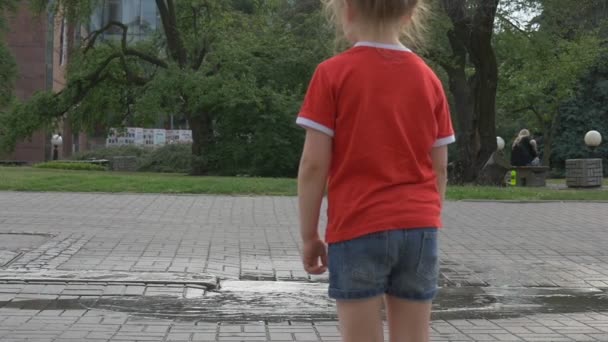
{"left": 416, "top": 230, "right": 439, "bottom": 282}
{"left": 329, "top": 234, "right": 385, "bottom": 291}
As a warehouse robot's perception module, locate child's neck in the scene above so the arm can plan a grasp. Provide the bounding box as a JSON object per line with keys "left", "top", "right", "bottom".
{"left": 351, "top": 25, "right": 402, "bottom": 46}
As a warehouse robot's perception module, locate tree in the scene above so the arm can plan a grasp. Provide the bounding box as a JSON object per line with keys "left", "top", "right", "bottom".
{"left": 551, "top": 60, "right": 608, "bottom": 175}
{"left": 495, "top": 0, "right": 605, "bottom": 165}
{"left": 427, "top": 0, "right": 500, "bottom": 183}
{"left": 0, "top": 0, "right": 329, "bottom": 176}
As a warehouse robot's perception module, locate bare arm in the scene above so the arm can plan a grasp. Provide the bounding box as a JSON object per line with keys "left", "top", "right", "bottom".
{"left": 298, "top": 129, "right": 332, "bottom": 274}
{"left": 431, "top": 145, "right": 448, "bottom": 203}
{"left": 298, "top": 129, "right": 332, "bottom": 240}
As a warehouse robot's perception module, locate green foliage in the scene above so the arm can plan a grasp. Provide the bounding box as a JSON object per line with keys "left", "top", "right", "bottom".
{"left": 138, "top": 144, "right": 192, "bottom": 173}
{"left": 1, "top": 0, "right": 331, "bottom": 176}
{"left": 65, "top": 42, "right": 161, "bottom": 132}
{"left": 494, "top": 0, "right": 606, "bottom": 166}
{"left": 496, "top": 29, "right": 602, "bottom": 129}
{"left": 551, "top": 59, "right": 608, "bottom": 175}
{"left": 34, "top": 161, "right": 107, "bottom": 171}
{"left": 72, "top": 145, "right": 149, "bottom": 160}
{"left": 0, "top": 92, "right": 62, "bottom": 153}
{"left": 74, "top": 144, "right": 191, "bottom": 174}
{"left": 208, "top": 85, "right": 303, "bottom": 177}
{"left": 0, "top": 0, "right": 18, "bottom": 32}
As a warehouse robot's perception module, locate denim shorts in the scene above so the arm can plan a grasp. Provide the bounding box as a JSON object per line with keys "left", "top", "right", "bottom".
{"left": 328, "top": 228, "right": 439, "bottom": 301}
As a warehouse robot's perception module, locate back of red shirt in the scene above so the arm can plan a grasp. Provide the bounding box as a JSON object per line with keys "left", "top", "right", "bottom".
{"left": 297, "top": 42, "right": 455, "bottom": 244}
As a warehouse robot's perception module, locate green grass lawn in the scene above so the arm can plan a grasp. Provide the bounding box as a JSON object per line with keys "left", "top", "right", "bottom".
{"left": 1, "top": 167, "right": 607, "bottom": 201}
{"left": 0, "top": 167, "right": 296, "bottom": 196}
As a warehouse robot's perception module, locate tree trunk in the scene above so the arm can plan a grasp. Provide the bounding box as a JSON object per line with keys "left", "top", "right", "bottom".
{"left": 543, "top": 134, "right": 553, "bottom": 167}
{"left": 469, "top": 14, "right": 499, "bottom": 175}
{"left": 542, "top": 113, "right": 561, "bottom": 167}
{"left": 441, "top": 0, "right": 500, "bottom": 183}
{"left": 444, "top": 56, "right": 477, "bottom": 183}
{"left": 189, "top": 113, "right": 213, "bottom": 176}
{"left": 156, "top": 0, "right": 214, "bottom": 176}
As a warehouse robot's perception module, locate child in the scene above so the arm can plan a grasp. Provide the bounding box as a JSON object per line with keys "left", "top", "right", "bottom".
{"left": 296, "top": 0, "right": 455, "bottom": 341}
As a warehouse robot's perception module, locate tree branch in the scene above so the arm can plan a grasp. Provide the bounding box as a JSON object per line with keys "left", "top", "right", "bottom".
{"left": 119, "top": 55, "right": 149, "bottom": 86}
{"left": 156, "top": 0, "right": 170, "bottom": 22}
{"left": 529, "top": 106, "right": 547, "bottom": 126}
{"left": 192, "top": 46, "right": 208, "bottom": 70}
{"left": 497, "top": 13, "right": 531, "bottom": 37}
{"left": 441, "top": 0, "right": 467, "bottom": 23}
{"left": 54, "top": 73, "right": 110, "bottom": 117}
{"left": 511, "top": 105, "right": 534, "bottom": 114}
{"left": 423, "top": 48, "right": 455, "bottom": 74}
{"left": 53, "top": 48, "right": 151, "bottom": 117}
{"left": 473, "top": 0, "right": 500, "bottom": 34}
{"left": 167, "top": 0, "right": 177, "bottom": 23}
{"left": 156, "top": 0, "right": 188, "bottom": 67}
{"left": 83, "top": 21, "right": 128, "bottom": 53}
{"left": 82, "top": 20, "right": 168, "bottom": 69}
{"left": 124, "top": 49, "right": 168, "bottom": 68}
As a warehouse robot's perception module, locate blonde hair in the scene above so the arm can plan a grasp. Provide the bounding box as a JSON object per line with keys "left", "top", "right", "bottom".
{"left": 322, "top": 0, "right": 430, "bottom": 49}
{"left": 513, "top": 129, "right": 531, "bottom": 148}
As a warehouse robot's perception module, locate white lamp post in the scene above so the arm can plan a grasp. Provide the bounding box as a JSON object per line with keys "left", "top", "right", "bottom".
{"left": 585, "top": 130, "right": 602, "bottom": 149}
{"left": 51, "top": 134, "right": 63, "bottom": 160}
{"left": 496, "top": 136, "right": 505, "bottom": 151}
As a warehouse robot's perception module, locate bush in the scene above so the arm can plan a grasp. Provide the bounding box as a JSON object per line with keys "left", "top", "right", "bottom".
{"left": 34, "top": 161, "right": 106, "bottom": 171}
{"left": 138, "top": 144, "right": 192, "bottom": 173}
{"left": 74, "top": 144, "right": 192, "bottom": 173}
{"left": 72, "top": 145, "right": 150, "bottom": 161}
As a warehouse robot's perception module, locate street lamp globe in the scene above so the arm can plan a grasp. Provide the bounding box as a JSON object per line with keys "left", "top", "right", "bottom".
{"left": 51, "top": 134, "right": 63, "bottom": 161}
{"left": 584, "top": 130, "right": 602, "bottom": 148}
{"left": 496, "top": 136, "right": 505, "bottom": 151}
{"left": 51, "top": 134, "right": 63, "bottom": 147}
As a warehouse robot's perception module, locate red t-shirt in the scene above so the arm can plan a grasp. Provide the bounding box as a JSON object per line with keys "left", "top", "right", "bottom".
{"left": 297, "top": 42, "right": 455, "bottom": 244}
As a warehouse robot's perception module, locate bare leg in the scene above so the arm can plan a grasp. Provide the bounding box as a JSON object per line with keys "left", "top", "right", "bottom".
{"left": 336, "top": 296, "right": 384, "bottom": 342}
{"left": 385, "top": 295, "right": 432, "bottom": 342}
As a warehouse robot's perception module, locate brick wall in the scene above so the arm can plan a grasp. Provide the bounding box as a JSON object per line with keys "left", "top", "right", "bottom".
{"left": 4, "top": 4, "right": 49, "bottom": 162}
{"left": 566, "top": 158, "right": 604, "bottom": 188}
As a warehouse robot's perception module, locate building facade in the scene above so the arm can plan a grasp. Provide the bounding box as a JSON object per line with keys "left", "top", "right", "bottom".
{"left": 4, "top": 0, "right": 159, "bottom": 163}
{"left": 4, "top": 3, "right": 54, "bottom": 162}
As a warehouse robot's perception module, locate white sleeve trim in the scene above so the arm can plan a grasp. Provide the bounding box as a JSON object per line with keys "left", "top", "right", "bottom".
{"left": 296, "top": 117, "right": 335, "bottom": 138}
{"left": 433, "top": 135, "right": 456, "bottom": 147}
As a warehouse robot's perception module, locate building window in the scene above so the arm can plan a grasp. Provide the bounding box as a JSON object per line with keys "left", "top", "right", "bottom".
{"left": 106, "top": 0, "right": 122, "bottom": 33}
{"left": 90, "top": 0, "right": 159, "bottom": 42}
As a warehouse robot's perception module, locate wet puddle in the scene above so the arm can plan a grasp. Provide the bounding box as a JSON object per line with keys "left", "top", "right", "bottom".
{"left": 0, "top": 281, "right": 606, "bottom": 322}
{"left": 432, "top": 286, "right": 607, "bottom": 320}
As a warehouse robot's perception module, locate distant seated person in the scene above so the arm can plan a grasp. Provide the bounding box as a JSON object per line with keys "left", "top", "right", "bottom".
{"left": 511, "top": 129, "right": 541, "bottom": 166}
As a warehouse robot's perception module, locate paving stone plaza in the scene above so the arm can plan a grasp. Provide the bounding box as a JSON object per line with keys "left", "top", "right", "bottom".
{"left": 1, "top": 192, "right": 607, "bottom": 341}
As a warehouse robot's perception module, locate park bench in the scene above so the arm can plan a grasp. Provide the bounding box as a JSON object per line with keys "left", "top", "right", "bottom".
{"left": 478, "top": 152, "right": 549, "bottom": 187}
{"left": 510, "top": 166, "right": 550, "bottom": 187}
